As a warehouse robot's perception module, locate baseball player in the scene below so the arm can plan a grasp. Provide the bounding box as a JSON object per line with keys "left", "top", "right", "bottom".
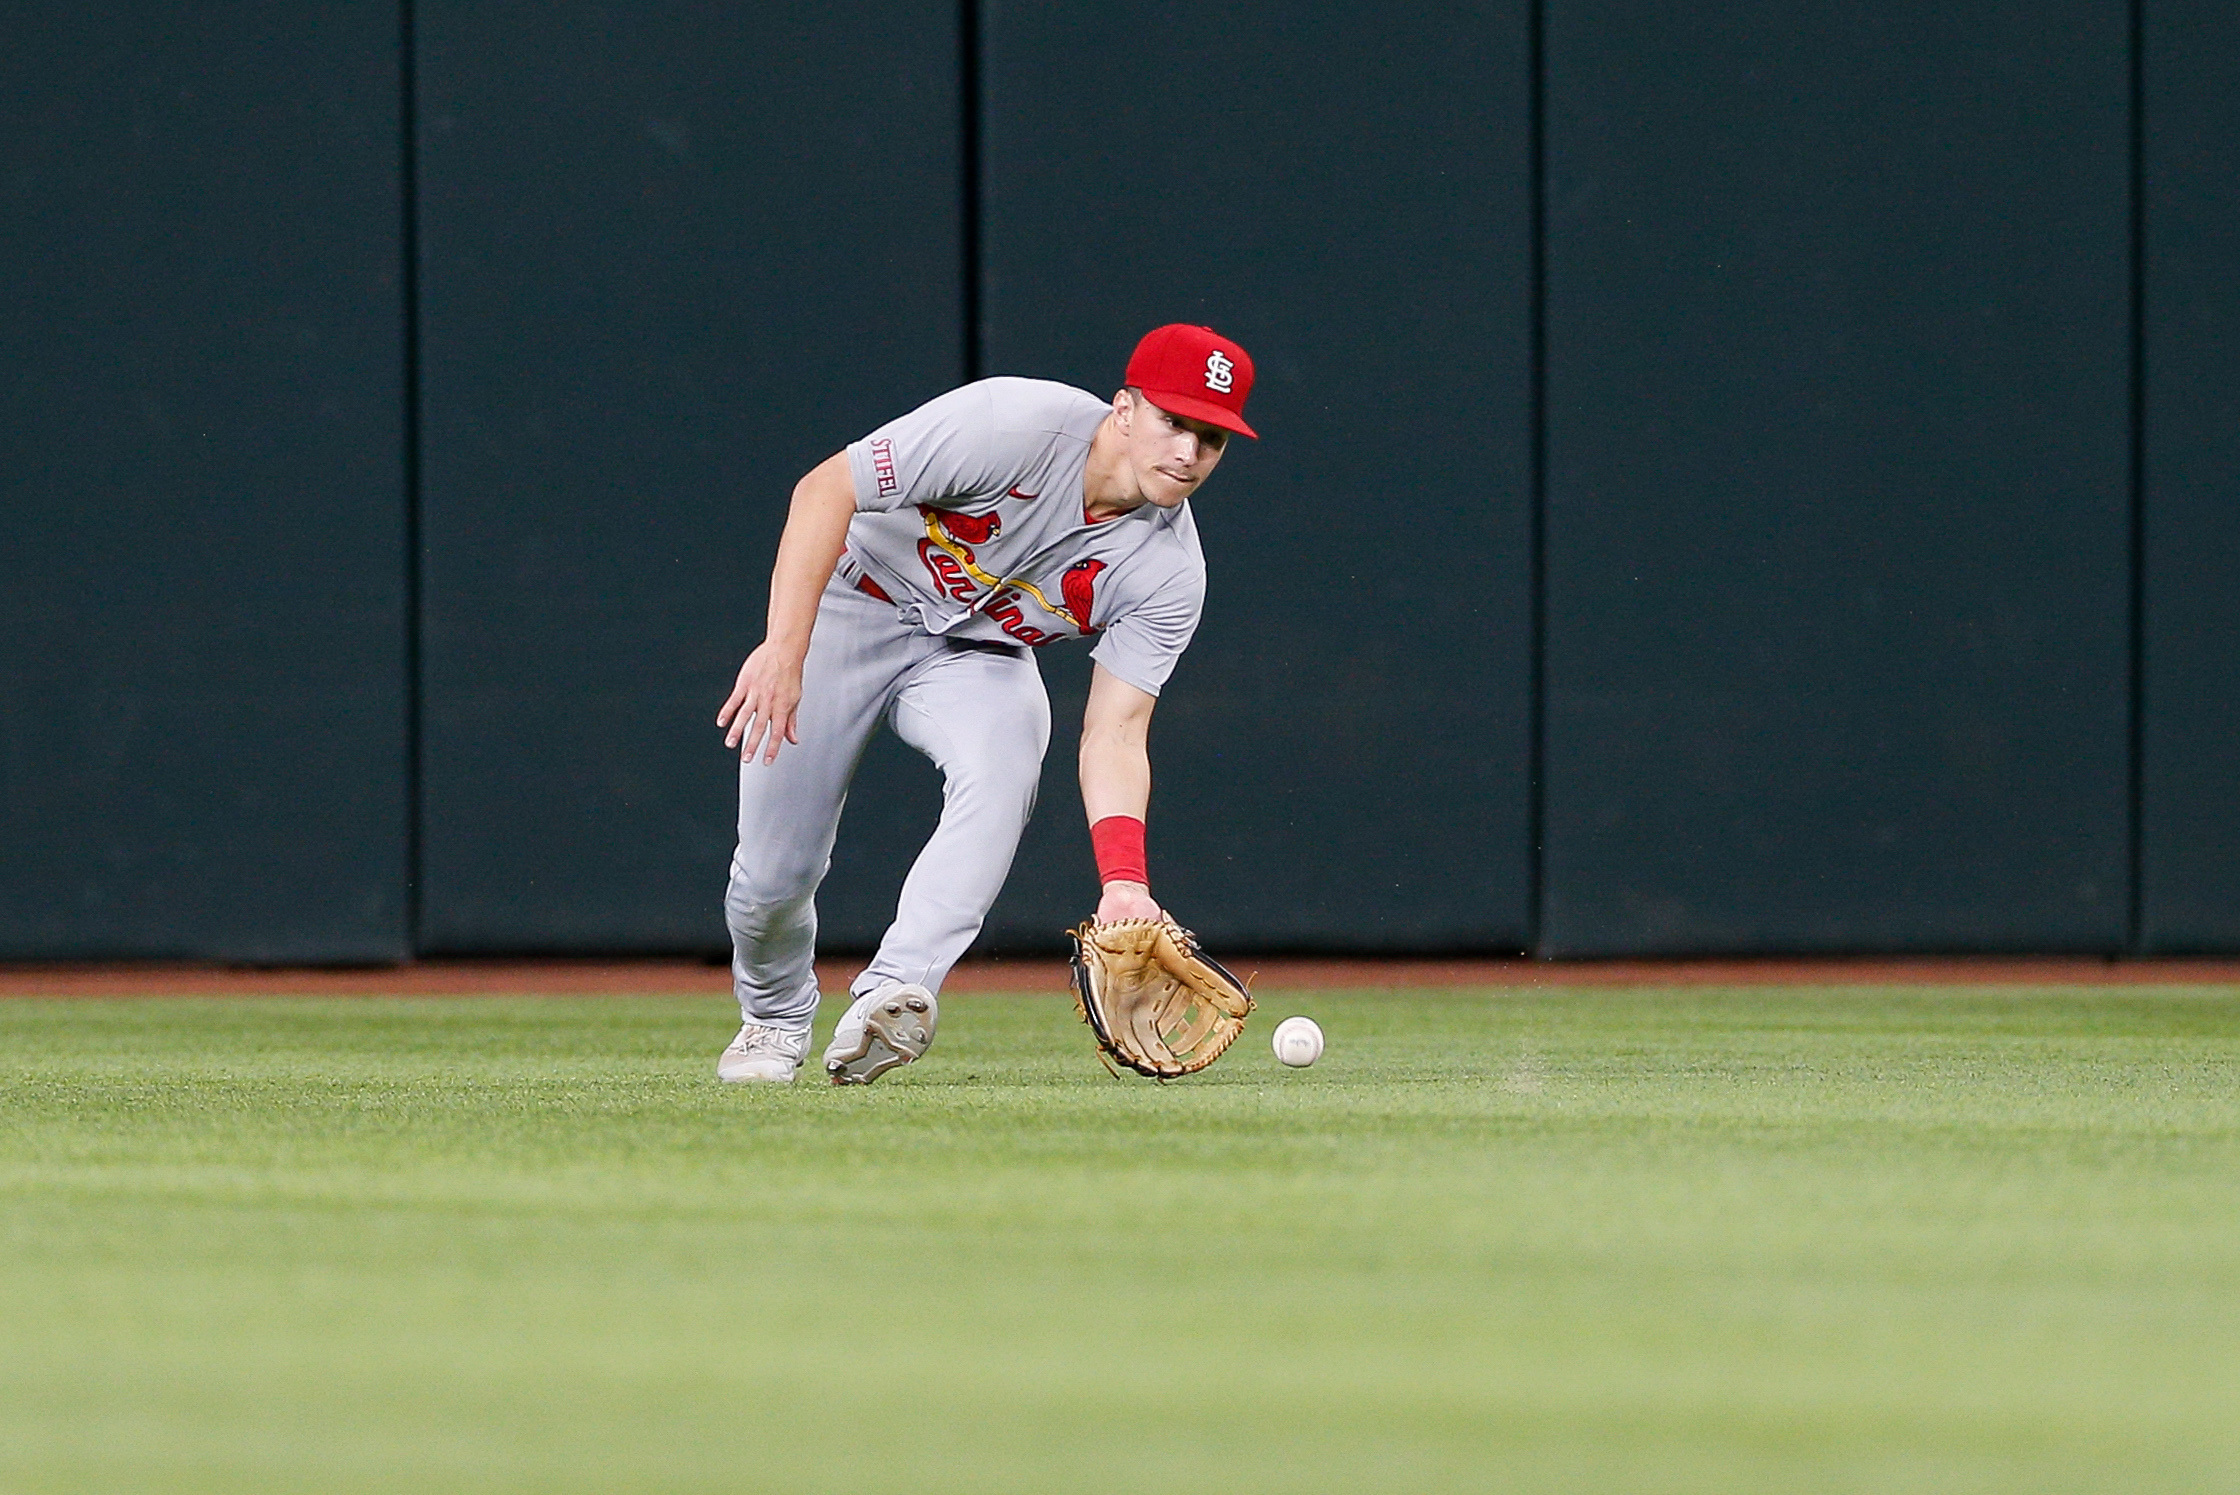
{"left": 712, "top": 324, "right": 1258, "bottom": 1084}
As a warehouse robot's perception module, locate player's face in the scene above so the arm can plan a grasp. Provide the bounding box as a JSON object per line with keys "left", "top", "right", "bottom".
{"left": 1118, "top": 390, "right": 1228, "bottom": 508}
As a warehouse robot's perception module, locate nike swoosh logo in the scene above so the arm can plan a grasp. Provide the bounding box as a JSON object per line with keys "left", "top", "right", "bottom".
{"left": 1006, "top": 486, "right": 1038, "bottom": 501}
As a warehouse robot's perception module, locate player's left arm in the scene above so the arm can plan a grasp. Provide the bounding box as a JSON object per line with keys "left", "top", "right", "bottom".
{"left": 1079, "top": 664, "right": 1161, "bottom": 924}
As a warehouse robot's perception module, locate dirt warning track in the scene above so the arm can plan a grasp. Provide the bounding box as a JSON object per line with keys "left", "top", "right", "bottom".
{"left": 4, "top": 955, "right": 2240, "bottom": 998}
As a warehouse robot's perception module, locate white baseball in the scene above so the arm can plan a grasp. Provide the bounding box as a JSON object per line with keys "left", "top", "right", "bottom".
{"left": 1272, "top": 1015, "right": 1324, "bottom": 1068}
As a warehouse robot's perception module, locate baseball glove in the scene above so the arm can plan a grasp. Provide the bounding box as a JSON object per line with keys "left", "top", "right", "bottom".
{"left": 1068, "top": 916, "right": 1254, "bottom": 1079}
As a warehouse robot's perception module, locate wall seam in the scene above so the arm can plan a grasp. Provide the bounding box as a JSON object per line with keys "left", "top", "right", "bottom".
{"left": 400, "top": 0, "right": 424, "bottom": 956}
{"left": 1525, "top": 0, "right": 1549, "bottom": 957}
{"left": 2127, "top": 0, "right": 2147, "bottom": 954}
{"left": 959, "top": 0, "right": 982, "bottom": 382}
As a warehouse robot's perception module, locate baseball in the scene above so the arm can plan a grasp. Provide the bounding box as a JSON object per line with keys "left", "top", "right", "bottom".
{"left": 1272, "top": 1015, "right": 1324, "bottom": 1068}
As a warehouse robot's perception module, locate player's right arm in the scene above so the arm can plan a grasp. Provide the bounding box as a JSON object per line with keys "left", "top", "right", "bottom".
{"left": 717, "top": 451, "right": 855, "bottom": 764}
{"left": 1080, "top": 665, "right": 1162, "bottom": 925}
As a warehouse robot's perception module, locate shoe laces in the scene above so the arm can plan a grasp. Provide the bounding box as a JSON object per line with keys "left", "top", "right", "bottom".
{"left": 731, "top": 1022, "right": 800, "bottom": 1058}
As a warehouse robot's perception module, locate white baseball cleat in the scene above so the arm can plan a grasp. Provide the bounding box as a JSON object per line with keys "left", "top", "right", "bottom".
{"left": 823, "top": 982, "right": 938, "bottom": 1086}
{"left": 716, "top": 1021, "right": 812, "bottom": 1083}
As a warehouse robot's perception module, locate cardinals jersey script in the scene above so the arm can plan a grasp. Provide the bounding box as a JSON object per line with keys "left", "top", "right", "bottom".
{"left": 840, "top": 377, "right": 1208, "bottom": 696}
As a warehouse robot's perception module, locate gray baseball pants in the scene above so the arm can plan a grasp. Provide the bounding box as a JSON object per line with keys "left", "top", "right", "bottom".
{"left": 725, "top": 575, "right": 1051, "bottom": 1029}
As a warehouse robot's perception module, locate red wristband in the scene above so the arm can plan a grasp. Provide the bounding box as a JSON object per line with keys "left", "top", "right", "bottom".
{"left": 1089, "top": 815, "right": 1148, "bottom": 886}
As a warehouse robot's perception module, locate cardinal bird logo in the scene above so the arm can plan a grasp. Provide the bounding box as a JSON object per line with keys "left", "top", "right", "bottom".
{"left": 1060, "top": 559, "right": 1106, "bottom": 632}
{"left": 934, "top": 509, "right": 1002, "bottom": 546}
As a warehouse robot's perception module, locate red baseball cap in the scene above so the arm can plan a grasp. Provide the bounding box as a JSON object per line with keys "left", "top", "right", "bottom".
{"left": 1124, "top": 324, "right": 1258, "bottom": 438}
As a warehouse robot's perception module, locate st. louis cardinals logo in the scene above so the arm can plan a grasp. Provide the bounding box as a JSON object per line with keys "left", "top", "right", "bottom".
{"left": 917, "top": 507, "right": 1004, "bottom": 600}
{"left": 933, "top": 509, "right": 1001, "bottom": 547}
{"left": 1060, "top": 559, "right": 1105, "bottom": 632}
{"left": 917, "top": 540, "right": 977, "bottom": 601}
{"left": 913, "top": 507, "right": 1089, "bottom": 640}
{"left": 983, "top": 559, "right": 1102, "bottom": 644}
{"left": 1203, "top": 349, "right": 1235, "bottom": 393}
{"left": 984, "top": 589, "right": 1053, "bottom": 646}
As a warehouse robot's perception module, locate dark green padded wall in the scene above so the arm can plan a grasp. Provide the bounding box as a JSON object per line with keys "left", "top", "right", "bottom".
{"left": 976, "top": 0, "right": 1537, "bottom": 950}
{"left": 411, "top": 1, "right": 964, "bottom": 951}
{"left": 1, "top": 1, "right": 409, "bottom": 960}
{"left": 2139, "top": 0, "right": 2240, "bottom": 951}
{"left": 8, "top": 2, "right": 2226, "bottom": 964}
{"left": 1540, "top": 0, "right": 2132, "bottom": 954}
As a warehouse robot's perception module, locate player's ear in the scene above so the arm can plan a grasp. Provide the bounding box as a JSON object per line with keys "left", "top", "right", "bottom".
{"left": 1111, "top": 388, "right": 1134, "bottom": 431}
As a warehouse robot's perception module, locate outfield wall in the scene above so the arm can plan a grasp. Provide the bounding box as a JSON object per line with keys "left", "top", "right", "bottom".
{"left": 1540, "top": 0, "right": 2132, "bottom": 954}
{"left": 2, "top": 1, "right": 411, "bottom": 961}
{"left": 409, "top": 0, "right": 965, "bottom": 953}
{"left": 3, "top": 1, "right": 2234, "bottom": 960}
{"left": 2140, "top": 0, "right": 2240, "bottom": 953}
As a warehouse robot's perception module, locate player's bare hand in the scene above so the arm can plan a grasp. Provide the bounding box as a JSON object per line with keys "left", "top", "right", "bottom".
{"left": 1095, "top": 880, "right": 1161, "bottom": 924}
{"left": 718, "top": 642, "right": 806, "bottom": 765}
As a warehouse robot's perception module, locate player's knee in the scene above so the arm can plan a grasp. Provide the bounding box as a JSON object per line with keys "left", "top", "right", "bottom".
{"left": 976, "top": 691, "right": 1052, "bottom": 771}
{"left": 724, "top": 849, "right": 826, "bottom": 916}
{"left": 942, "top": 747, "right": 1044, "bottom": 822}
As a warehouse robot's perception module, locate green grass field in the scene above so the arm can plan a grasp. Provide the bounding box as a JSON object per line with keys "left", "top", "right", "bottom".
{"left": 3, "top": 985, "right": 2237, "bottom": 1493}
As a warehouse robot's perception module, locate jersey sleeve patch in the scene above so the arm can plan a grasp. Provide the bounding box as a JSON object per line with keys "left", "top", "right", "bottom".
{"left": 846, "top": 383, "right": 1004, "bottom": 513}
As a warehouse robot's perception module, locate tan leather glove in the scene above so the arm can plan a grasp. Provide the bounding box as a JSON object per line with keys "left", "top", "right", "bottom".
{"left": 1068, "top": 916, "right": 1253, "bottom": 1079}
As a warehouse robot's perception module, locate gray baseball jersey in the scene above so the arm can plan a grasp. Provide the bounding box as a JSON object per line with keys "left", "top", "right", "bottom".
{"left": 840, "top": 376, "right": 1207, "bottom": 696}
